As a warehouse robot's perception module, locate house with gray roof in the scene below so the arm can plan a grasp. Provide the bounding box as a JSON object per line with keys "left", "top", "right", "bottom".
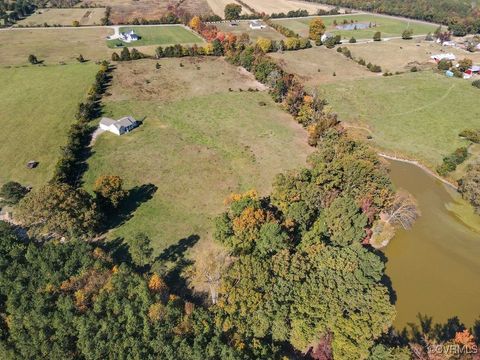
{"left": 99, "top": 116, "right": 138, "bottom": 136}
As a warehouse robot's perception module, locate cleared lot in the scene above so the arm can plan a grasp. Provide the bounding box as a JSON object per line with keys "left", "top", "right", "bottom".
{"left": 239, "top": 0, "right": 335, "bottom": 15}
{"left": 215, "top": 21, "right": 285, "bottom": 41}
{"left": 17, "top": 8, "right": 106, "bottom": 27}
{"left": 270, "top": 47, "right": 376, "bottom": 87}
{"left": 206, "top": 0, "right": 251, "bottom": 17}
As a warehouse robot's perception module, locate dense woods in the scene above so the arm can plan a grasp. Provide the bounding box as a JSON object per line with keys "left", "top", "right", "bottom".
{"left": 305, "top": 0, "right": 480, "bottom": 34}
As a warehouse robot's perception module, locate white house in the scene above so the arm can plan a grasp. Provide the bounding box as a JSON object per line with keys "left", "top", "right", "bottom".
{"left": 430, "top": 53, "right": 456, "bottom": 62}
{"left": 119, "top": 30, "right": 139, "bottom": 43}
{"left": 321, "top": 32, "right": 334, "bottom": 42}
{"left": 100, "top": 116, "right": 138, "bottom": 135}
{"left": 250, "top": 20, "right": 266, "bottom": 30}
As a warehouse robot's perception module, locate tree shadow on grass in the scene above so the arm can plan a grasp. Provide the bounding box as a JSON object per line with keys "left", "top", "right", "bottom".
{"left": 104, "top": 183, "right": 158, "bottom": 231}
{"left": 153, "top": 234, "right": 201, "bottom": 303}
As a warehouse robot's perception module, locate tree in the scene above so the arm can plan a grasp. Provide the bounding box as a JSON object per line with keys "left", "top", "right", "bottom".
{"left": 384, "top": 191, "right": 419, "bottom": 230}
{"left": 188, "top": 15, "right": 202, "bottom": 31}
{"left": 437, "top": 59, "right": 452, "bottom": 71}
{"left": 76, "top": 54, "right": 86, "bottom": 63}
{"left": 0, "top": 181, "right": 29, "bottom": 205}
{"left": 93, "top": 175, "right": 127, "bottom": 209}
{"left": 15, "top": 183, "right": 99, "bottom": 239}
{"left": 349, "top": 36, "right": 356, "bottom": 43}
{"left": 191, "top": 249, "right": 231, "bottom": 304}
{"left": 130, "top": 48, "right": 143, "bottom": 60}
{"left": 459, "top": 164, "right": 480, "bottom": 213}
{"left": 309, "top": 18, "right": 326, "bottom": 41}
{"left": 129, "top": 232, "right": 153, "bottom": 266}
{"left": 458, "top": 57, "right": 473, "bottom": 72}
{"left": 224, "top": 3, "right": 242, "bottom": 20}
{"left": 401, "top": 28, "right": 413, "bottom": 39}
{"left": 72, "top": 20, "right": 79, "bottom": 27}
{"left": 120, "top": 47, "right": 131, "bottom": 61}
{"left": 373, "top": 31, "right": 381, "bottom": 41}
{"left": 256, "top": 37, "right": 272, "bottom": 53}
{"left": 111, "top": 52, "right": 120, "bottom": 61}
{"left": 324, "top": 195, "right": 368, "bottom": 246}
{"left": 28, "top": 54, "right": 38, "bottom": 64}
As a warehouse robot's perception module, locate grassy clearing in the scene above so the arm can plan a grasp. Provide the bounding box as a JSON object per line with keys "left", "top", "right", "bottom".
{"left": 0, "top": 28, "right": 113, "bottom": 66}
{"left": 239, "top": 0, "right": 335, "bottom": 15}
{"left": 206, "top": 0, "right": 251, "bottom": 16}
{"left": 17, "top": 8, "right": 106, "bottom": 27}
{"left": 83, "top": 58, "right": 311, "bottom": 252}
{"left": 273, "top": 14, "right": 439, "bottom": 39}
{"left": 0, "top": 63, "right": 98, "bottom": 188}
{"left": 215, "top": 21, "right": 285, "bottom": 41}
{"left": 79, "top": 0, "right": 213, "bottom": 24}
{"left": 320, "top": 71, "right": 480, "bottom": 171}
{"left": 270, "top": 47, "right": 376, "bottom": 87}
{"left": 341, "top": 38, "right": 480, "bottom": 73}
{"left": 107, "top": 25, "right": 204, "bottom": 48}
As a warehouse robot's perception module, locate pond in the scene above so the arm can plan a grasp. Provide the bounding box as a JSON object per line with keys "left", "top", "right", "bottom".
{"left": 335, "top": 23, "right": 370, "bottom": 31}
{"left": 384, "top": 159, "right": 480, "bottom": 329}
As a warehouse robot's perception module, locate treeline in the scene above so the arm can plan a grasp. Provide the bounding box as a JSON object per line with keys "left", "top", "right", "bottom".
{"left": 52, "top": 61, "right": 111, "bottom": 186}
{"left": 304, "top": 0, "right": 480, "bottom": 35}
{"left": 0, "top": 0, "right": 35, "bottom": 26}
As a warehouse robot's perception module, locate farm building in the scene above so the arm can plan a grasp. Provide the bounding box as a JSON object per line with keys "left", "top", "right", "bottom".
{"left": 119, "top": 30, "right": 139, "bottom": 43}
{"left": 100, "top": 116, "right": 138, "bottom": 135}
{"left": 250, "top": 20, "right": 266, "bottom": 30}
{"left": 321, "top": 32, "right": 334, "bottom": 42}
{"left": 430, "top": 53, "right": 456, "bottom": 62}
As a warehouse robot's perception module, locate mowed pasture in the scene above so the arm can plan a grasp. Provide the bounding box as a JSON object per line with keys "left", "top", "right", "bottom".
{"left": 79, "top": 0, "right": 213, "bottom": 24}
{"left": 215, "top": 21, "right": 285, "bottom": 41}
{"left": 83, "top": 58, "right": 312, "bottom": 251}
{"left": 206, "top": 0, "right": 251, "bottom": 17}
{"left": 17, "top": 8, "right": 106, "bottom": 27}
{"left": 239, "top": 0, "right": 335, "bottom": 15}
{"left": 270, "top": 47, "right": 376, "bottom": 87}
{"left": 320, "top": 71, "right": 480, "bottom": 169}
{"left": 107, "top": 25, "right": 204, "bottom": 47}
{"left": 0, "top": 63, "right": 98, "bottom": 188}
{"left": 0, "top": 28, "right": 113, "bottom": 66}
{"left": 343, "top": 39, "right": 480, "bottom": 73}
{"left": 273, "top": 14, "right": 439, "bottom": 40}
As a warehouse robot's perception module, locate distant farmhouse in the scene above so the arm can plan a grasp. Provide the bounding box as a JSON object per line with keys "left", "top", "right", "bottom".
{"left": 250, "top": 20, "right": 266, "bottom": 30}
{"left": 321, "top": 32, "right": 335, "bottom": 43}
{"left": 100, "top": 116, "right": 138, "bottom": 135}
{"left": 119, "top": 30, "right": 139, "bottom": 43}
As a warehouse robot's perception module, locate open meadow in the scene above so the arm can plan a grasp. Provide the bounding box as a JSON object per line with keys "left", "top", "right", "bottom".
{"left": 79, "top": 0, "right": 213, "bottom": 23}
{"left": 239, "top": 0, "right": 336, "bottom": 15}
{"left": 0, "top": 63, "right": 98, "bottom": 188}
{"left": 270, "top": 46, "right": 376, "bottom": 87}
{"left": 343, "top": 38, "right": 480, "bottom": 73}
{"left": 206, "top": 0, "right": 251, "bottom": 17}
{"left": 107, "top": 25, "right": 204, "bottom": 47}
{"left": 320, "top": 71, "right": 480, "bottom": 170}
{"left": 17, "top": 8, "right": 106, "bottom": 27}
{"left": 83, "top": 58, "right": 312, "bottom": 251}
{"left": 273, "top": 13, "right": 439, "bottom": 40}
{"left": 215, "top": 21, "right": 285, "bottom": 41}
{"left": 0, "top": 28, "right": 113, "bottom": 66}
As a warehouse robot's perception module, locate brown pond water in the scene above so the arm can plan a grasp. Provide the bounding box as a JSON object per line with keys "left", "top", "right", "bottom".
{"left": 384, "top": 160, "right": 480, "bottom": 329}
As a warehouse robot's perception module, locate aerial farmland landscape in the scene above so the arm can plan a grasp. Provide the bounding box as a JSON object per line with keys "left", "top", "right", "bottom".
{"left": 0, "top": 0, "right": 479, "bottom": 359}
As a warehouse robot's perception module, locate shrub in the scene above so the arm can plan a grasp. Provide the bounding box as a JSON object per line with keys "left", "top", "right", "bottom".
{"left": 349, "top": 37, "right": 356, "bottom": 43}
{"left": 410, "top": 66, "right": 418, "bottom": 72}
{"left": 472, "top": 80, "right": 480, "bottom": 89}
{"left": 436, "top": 147, "right": 468, "bottom": 175}
{"left": 401, "top": 29, "right": 413, "bottom": 40}
{"left": 459, "top": 129, "right": 480, "bottom": 143}
{"left": 0, "top": 181, "right": 29, "bottom": 205}
{"left": 437, "top": 59, "right": 452, "bottom": 71}
{"left": 373, "top": 31, "right": 381, "bottom": 41}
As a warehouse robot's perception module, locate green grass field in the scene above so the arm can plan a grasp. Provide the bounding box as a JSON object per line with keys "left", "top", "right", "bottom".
{"left": 0, "top": 63, "right": 98, "bottom": 188}
{"left": 107, "top": 25, "right": 204, "bottom": 48}
{"left": 83, "top": 58, "right": 311, "bottom": 252}
{"left": 273, "top": 14, "right": 439, "bottom": 40}
{"left": 320, "top": 71, "right": 480, "bottom": 169}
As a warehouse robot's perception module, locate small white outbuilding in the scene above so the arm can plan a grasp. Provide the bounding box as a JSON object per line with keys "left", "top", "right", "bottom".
{"left": 100, "top": 116, "right": 138, "bottom": 136}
